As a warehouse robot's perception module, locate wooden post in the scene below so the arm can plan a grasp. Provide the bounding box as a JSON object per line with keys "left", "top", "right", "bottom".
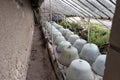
{"left": 103, "top": 0, "right": 120, "bottom": 80}
{"left": 87, "top": 16, "right": 91, "bottom": 42}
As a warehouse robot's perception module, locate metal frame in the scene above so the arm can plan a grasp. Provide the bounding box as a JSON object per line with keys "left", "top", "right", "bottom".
{"left": 97, "top": 0, "right": 114, "bottom": 14}
{"left": 72, "top": 0, "right": 101, "bottom": 18}
{"left": 110, "top": 0, "right": 116, "bottom": 5}
{"left": 41, "top": 0, "right": 116, "bottom": 20}
{"left": 40, "top": 0, "right": 116, "bottom": 29}
{"left": 86, "top": 0, "right": 110, "bottom": 19}
{"left": 59, "top": 0, "right": 85, "bottom": 18}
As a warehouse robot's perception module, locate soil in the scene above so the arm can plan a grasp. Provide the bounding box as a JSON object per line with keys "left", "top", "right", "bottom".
{"left": 26, "top": 26, "right": 57, "bottom": 80}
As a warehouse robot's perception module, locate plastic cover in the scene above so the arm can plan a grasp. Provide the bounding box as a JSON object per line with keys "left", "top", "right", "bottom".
{"left": 41, "top": 0, "right": 116, "bottom": 19}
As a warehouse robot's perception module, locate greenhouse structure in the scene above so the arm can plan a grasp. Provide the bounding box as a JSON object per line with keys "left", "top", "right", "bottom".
{"left": 0, "top": 0, "right": 120, "bottom": 80}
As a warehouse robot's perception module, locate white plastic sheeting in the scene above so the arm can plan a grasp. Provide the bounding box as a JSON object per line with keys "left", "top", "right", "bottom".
{"left": 59, "top": 45, "right": 79, "bottom": 66}
{"left": 66, "top": 59, "right": 93, "bottom": 80}
{"left": 73, "top": 39, "right": 87, "bottom": 54}
{"left": 80, "top": 43, "right": 101, "bottom": 65}
{"left": 41, "top": 0, "right": 116, "bottom": 19}
{"left": 68, "top": 34, "right": 80, "bottom": 44}
{"left": 92, "top": 55, "right": 106, "bottom": 76}
{"left": 56, "top": 41, "right": 71, "bottom": 53}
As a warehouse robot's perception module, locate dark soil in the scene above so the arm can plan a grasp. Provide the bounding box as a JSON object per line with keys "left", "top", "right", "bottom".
{"left": 26, "top": 26, "right": 56, "bottom": 80}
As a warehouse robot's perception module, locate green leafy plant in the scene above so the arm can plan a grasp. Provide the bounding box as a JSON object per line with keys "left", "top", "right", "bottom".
{"left": 59, "top": 20, "right": 110, "bottom": 54}
{"left": 59, "top": 20, "right": 71, "bottom": 28}
{"left": 89, "top": 23, "right": 110, "bottom": 54}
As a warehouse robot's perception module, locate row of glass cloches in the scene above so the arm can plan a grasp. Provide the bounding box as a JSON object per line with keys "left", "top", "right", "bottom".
{"left": 45, "top": 21, "right": 106, "bottom": 80}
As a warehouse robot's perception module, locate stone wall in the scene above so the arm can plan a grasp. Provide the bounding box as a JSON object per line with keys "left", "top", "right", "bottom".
{"left": 0, "top": 0, "right": 34, "bottom": 80}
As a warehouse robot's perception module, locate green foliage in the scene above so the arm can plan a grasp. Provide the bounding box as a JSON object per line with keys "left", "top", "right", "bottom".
{"left": 59, "top": 20, "right": 110, "bottom": 54}
{"left": 59, "top": 20, "right": 71, "bottom": 28}
{"left": 60, "top": 20, "right": 83, "bottom": 33}
{"left": 89, "top": 23, "right": 109, "bottom": 54}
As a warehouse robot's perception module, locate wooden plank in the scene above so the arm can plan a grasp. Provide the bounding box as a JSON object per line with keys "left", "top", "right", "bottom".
{"left": 41, "top": 26, "right": 64, "bottom": 80}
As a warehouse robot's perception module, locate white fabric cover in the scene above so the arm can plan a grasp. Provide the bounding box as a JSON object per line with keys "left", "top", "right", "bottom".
{"left": 68, "top": 35, "right": 80, "bottom": 44}
{"left": 45, "top": 21, "right": 51, "bottom": 28}
{"left": 92, "top": 55, "right": 106, "bottom": 76}
{"left": 66, "top": 59, "right": 93, "bottom": 80}
{"left": 73, "top": 39, "right": 87, "bottom": 53}
{"left": 51, "top": 22, "right": 63, "bottom": 29}
{"left": 62, "top": 29, "right": 71, "bottom": 36}
{"left": 45, "top": 23, "right": 56, "bottom": 33}
{"left": 54, "top": 36, "right": 66, "bottom": 45}
{"left": 65, "top": 31, "right": 74, "bottom": 40}
{"left": 59, "top": 27, "right": 65, "bottom": 34}
{"left": 56, "top": 41, "right": 71, "bottom": 53}
{"left": 52, "top": 31, "right": 62, "bottom": 40}
{"left": 80, "top": 43, "right": 101, "bottom": 65}
{"left": 59, "top": 46, "right": 79, "bottom": 66}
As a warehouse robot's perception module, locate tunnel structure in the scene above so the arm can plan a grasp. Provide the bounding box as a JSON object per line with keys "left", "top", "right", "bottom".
{"left": 0, "top": 0, "right": 120, "bottom": 80}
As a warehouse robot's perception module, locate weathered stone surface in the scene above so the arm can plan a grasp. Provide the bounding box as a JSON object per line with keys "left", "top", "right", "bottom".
{"left": 0, "top": 0, "right": 34, "bottom": 80}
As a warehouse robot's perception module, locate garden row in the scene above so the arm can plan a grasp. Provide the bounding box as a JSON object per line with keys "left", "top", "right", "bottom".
{"left": 45, "top": 21, "right": 106, "bottom": 80}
